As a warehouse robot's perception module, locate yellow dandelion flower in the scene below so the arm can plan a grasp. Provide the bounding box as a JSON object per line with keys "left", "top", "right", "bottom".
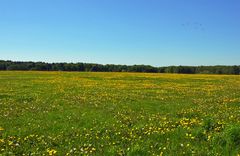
{"left": 47, "top": 149, "right": 57, "bottom": 155}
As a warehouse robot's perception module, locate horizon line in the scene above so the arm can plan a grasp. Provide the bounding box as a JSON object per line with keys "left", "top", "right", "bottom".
{"left": 1, "top": 59, "right": 239, "bottom": 68}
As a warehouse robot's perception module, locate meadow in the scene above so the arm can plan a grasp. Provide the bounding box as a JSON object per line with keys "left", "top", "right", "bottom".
{"left": 0, "top": 71, "right": 240, "bottom": 155}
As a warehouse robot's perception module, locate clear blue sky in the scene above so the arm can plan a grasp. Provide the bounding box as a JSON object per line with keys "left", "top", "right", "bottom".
{"left": 0, "top": 0, "right": 239, "bottom": 66}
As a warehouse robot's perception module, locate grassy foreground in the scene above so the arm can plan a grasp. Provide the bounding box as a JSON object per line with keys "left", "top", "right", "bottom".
{"left": 0, "top": 71, "right": 240, "bottom": 155}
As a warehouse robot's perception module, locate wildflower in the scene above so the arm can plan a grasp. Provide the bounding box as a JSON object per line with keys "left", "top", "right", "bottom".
{"left": 0, "top": 127, "right": 4, "bottom": 131}
{"left": 207, "top": 135, "right": 211, "bottom": 141}
{"left": 47, "top": 149, "right": 57, "bottom": 155}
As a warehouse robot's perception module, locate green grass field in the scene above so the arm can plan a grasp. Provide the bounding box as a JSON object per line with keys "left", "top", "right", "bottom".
{"left": 0, "top": 71, "right": 240, "bottom": 155}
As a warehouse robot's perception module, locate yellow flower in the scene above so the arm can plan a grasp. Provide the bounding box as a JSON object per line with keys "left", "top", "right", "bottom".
{"left": 47, "top": 149, "right": 57, "bottom": 155}
{"left": 207, "top": 135, "right": 211, "bottom": 141}
{"left": 0, "top": 127, "right": 4, "bottom": 131}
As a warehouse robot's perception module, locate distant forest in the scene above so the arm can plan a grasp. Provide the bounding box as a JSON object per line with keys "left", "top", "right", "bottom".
{"left": 0, "top": 60, "right": 239, "bottom": 74}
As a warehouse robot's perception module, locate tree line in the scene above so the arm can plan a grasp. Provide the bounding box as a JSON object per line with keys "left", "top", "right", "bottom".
{"left": 0, "top": 60, "right": 239, "bottom": 74}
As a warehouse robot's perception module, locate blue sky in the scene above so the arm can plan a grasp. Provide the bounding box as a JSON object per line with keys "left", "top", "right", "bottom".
{"left": 0, "top": 0, "right": 239, "bottom": 66}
